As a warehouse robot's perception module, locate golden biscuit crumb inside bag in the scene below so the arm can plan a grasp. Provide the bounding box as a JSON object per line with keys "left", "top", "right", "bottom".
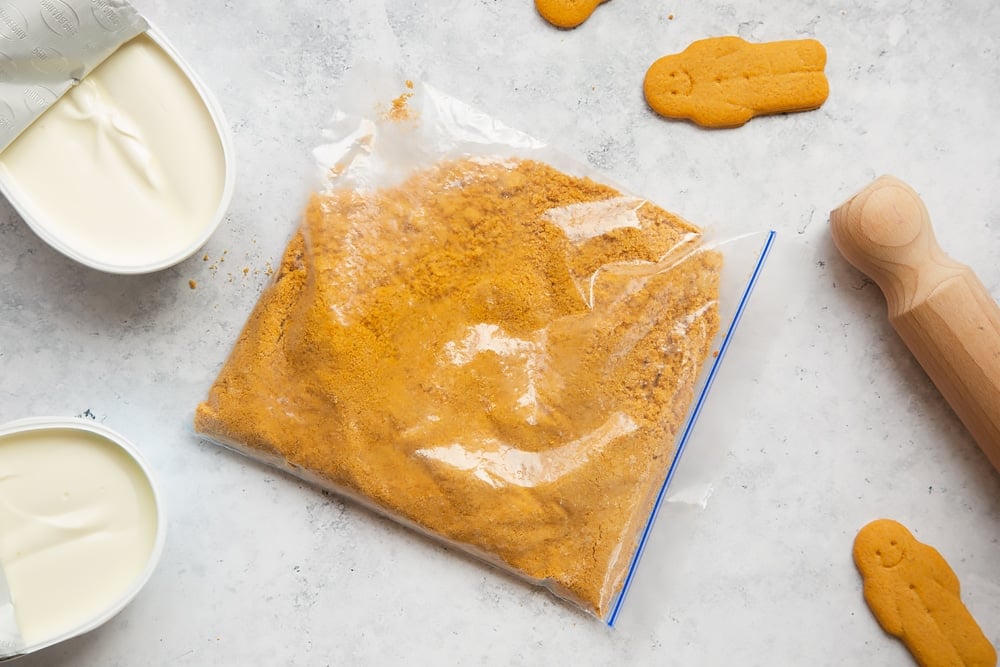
{"left": 194, "top": 74, "right": 769, "bottom": 620}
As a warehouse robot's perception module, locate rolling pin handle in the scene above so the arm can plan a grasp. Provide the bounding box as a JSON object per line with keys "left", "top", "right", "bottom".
{"left": 829, "top": 176, "right": 952, "bottom": 309}
{"left": 831, "top": 176, "right": 1000, "bottom": 473}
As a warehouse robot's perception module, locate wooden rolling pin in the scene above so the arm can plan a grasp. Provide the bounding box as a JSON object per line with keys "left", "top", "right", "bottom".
{"left": 830, "top": 176, "right": 1000, "bottom": 472}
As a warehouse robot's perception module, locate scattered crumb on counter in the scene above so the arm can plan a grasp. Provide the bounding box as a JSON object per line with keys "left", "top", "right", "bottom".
{"left": 389, "top": 92, "right": 413, "bottom": 120}
{"left": 189, "top": 280, "right": 197, "bottom": 290}
{"left": 381, "top": 85, "right": 416, "bottom": 121}
{"left": 199, "top": 247, "right": 276, "bottom": 284}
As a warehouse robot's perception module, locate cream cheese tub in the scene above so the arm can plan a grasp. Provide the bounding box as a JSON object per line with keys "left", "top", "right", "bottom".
{"left": 0, "top": 27, "right": 234, "bottom": 274}
{"left": 0, "top": 418, "right": 165, "bottom": 660}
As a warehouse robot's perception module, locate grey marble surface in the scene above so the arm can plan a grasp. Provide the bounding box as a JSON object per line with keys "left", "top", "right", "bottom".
{"left": 3, "top": 0, "right": 999, "bottom": 664}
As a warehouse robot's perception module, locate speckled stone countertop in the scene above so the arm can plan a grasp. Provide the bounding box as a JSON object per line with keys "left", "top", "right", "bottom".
{"left": 3, "top": 1, "right": 998, "bottom": 664}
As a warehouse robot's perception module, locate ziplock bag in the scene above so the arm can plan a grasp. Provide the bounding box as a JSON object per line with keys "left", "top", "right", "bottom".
{"left": 194, "top": 66, "right": 774, "bottom": 622}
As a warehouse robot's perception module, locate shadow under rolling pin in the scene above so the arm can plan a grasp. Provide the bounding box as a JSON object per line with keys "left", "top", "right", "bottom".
{"left": 830, "top": 176, "right": 1000, "bottom": 473}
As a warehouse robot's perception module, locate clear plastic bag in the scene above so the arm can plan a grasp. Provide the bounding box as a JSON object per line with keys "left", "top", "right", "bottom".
{"left": 194, "top": 66, "right": 773, "bottom": 622}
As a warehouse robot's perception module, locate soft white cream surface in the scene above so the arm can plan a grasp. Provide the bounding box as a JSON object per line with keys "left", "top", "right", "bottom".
{"left": 0, "top": 428, "right": 158, "bottom": 647}
{"left": 0, "top": 33, "right": 225, "bottom": 270}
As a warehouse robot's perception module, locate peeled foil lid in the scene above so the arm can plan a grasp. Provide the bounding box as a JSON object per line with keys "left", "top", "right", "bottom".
{"left": 0, "top": 562, "right": 22, "bottom": 660}
{"left": 0, "top": 0, "right": 147, "bottom": 152}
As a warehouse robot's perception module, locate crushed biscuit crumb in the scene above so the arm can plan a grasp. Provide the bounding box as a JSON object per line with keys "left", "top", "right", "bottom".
{"left": 195, "top": 157, "right": 720, "bottom": 617}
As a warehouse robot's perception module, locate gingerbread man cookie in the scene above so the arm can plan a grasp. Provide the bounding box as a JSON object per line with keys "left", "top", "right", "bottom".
{"left": 535, "top": 0, "right": 607, "bottom": 29}
{"left": 853, "top": 519, "right": 996, "bottom": 667}
{"left": 643, "top": 36, "right": 829, "bottom": 127}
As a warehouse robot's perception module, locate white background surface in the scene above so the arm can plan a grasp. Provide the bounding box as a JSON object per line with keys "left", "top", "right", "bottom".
{"left": 2, "top": 0, "right": 999, "bottom": 664}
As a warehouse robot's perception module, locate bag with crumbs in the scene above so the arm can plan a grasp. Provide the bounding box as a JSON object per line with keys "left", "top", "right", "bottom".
{"left": 194, "top": 65, "right": 774, "bottom": 623}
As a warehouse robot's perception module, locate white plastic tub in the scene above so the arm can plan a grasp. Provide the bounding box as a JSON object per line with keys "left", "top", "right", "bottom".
{"left": 0, "top": 27, "right": 235, "bottom": 274}
{"left": 0, "top": 417, "right": 165, "bottom": 660}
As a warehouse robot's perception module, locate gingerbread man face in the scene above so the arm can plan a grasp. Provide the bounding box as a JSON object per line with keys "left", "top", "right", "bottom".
{"left": 654, "top": 68, "right": 694, "bottom": 100}
{"left": 854, "top": 518, "right": 911, "bottom": 571}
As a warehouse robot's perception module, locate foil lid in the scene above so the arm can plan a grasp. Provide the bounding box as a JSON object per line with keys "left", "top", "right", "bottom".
{"left": 0, "top": 0, "right": 147, "bottom": 152}
{"left": 0, "top": 563, "right": 22, "bottom": 660}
